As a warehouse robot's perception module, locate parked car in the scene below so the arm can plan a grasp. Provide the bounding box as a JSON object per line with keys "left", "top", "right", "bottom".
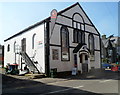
{"left": 102, "top": 63, "right": 112, "bottom": 70}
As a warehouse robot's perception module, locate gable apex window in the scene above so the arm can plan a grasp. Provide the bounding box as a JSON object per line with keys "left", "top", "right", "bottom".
{"left": 72, "top": 13, "right": 84, "bottom": 30}
{"left": 61, "top": 26, "right": 70, "bottom": 61}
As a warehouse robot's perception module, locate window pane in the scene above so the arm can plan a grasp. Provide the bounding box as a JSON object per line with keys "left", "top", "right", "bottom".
{"left": 32, "top": 34, "right": 36, "bottom": 49}
{"left": 14, "top": 42, "right": 16, "bottom": 52}
{"left": 74, "top": 22, "right": 76, "bottom": 28}
{"left": 82, "top": 32, "right": 85, "bottom": 43}
{"left": 78, "top": 31, "right": 81, "bottom": 43}
{"left": 77, "top": 23, "right": 80, "bottom": 29}
{"left": 81, "top": 24, "right": 84, "bottom": 30}
{"left": 62, "top": 47, "right": 69, "bottom": 60}
{"left": 73, "top": 30, "right": 78, "bottom": 43}
{"left": 89, "top": 34, "right": 94, "bottom": 55}
{"left": 7, "top": 44, "right": 10, "bottom": 52}
{"left": 52, "top": 49, "right": 59, "bottom": 60}
{"left": 61, "top": 26, "right": 69, "bottom": 61}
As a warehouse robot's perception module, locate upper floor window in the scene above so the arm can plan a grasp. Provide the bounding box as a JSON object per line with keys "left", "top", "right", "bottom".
{"left": 32, "top": 33, "right": 36, "bottom": 49}
{"left": 73, "top": 29, "right": 85, "bottom": 43}
{"left": 21, "top": 38, "right": 26, "bottom": 52}
{"left": 73, "top": 29, "right": 78, "bottom": 43}
{"left": 7, "top": 44, "right": 10, "bottom": 52}
{"left": 61, "top": 26, "right": 69, "bottom": 61}
{"left": 82, "top": 32, "right": 85, "bottom": 43}
{"left": 14, "top": 41, "right": 16, "bottom": 52}
{"left": 88, "top": 34, "right": 94, "bottom": 55}
{"left": 78, "top": 31, "right": 82, "bottom": 43}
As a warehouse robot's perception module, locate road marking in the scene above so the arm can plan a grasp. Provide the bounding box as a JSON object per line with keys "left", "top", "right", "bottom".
{"left": 99, "top": 80, "right": 112, "bottom": 83}
{"left": 73, "top": 85, "right": 84, "bottom": 89}
{"left": 42, "top": 85, "right": 84, "bottom": 95}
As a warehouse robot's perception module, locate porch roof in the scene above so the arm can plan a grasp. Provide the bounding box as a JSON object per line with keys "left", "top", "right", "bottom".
{"left": 73, "top": 43, "right": 86, "bottom": 53}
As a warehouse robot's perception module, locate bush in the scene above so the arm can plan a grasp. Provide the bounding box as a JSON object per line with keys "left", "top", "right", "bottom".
{"left": 102, "top": 58, "right": 108, "bottom": 63}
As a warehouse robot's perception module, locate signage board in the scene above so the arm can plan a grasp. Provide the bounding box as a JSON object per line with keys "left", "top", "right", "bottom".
{"left": 72, "top": 68, "right": 77, "bottom": 75}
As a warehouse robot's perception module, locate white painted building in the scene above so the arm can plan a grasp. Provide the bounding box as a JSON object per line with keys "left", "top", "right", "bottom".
{"left": 4, "top": 3, "right": 101, "bottom": 76}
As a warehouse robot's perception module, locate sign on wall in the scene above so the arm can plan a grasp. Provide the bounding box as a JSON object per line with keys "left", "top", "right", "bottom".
{"left": 62, "top": 52, "right": 69, "bottom": 60}
{"left": 72, "top": 68, "right": 77, "bottom": 75}
{"left": 50, "top": 9, "right": 57, "bottom": 39}
{"left": 38, "top": 41, "right": 43, "bottom": 48}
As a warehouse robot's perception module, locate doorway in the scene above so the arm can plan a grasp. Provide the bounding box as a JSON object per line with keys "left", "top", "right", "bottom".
{"left": 21, "top": 38, "right": 26, "bottom": 70}
{"left": 21, "top": 38, "right": 26, "bottom": 52}
{"left": 80, "top": 53, "right": 88, "bottom": 73}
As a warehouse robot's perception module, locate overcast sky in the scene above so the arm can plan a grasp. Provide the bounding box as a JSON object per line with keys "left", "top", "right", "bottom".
{"left": 0, "top": 2, "right": 118, "bottom": 44}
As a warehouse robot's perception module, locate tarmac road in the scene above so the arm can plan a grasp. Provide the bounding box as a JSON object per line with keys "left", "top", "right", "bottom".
{"left": 2, "top": 68, "right": 120, "bottom": 95}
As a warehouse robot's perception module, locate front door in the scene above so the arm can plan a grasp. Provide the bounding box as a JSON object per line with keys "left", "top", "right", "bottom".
{"left": 21, "top": 38, "right": 26, "bottom": 70}
{"left": 74, "top": 54, "right": 77, "bottom": 67}
{"left": 80, "top": 54, "right": 88, "bottom": 73}
{"left": 21, "top": 38, "right": 26, "bottom": 52}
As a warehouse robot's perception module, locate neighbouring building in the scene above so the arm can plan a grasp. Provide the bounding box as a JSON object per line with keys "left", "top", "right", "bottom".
{"left": 4, "top": 3, "right": 101, "bottom": 76}
{"left": 0, "top": 45, "right": 4, "bottom": 67}
{"left": 101, "top": 35, "right": 120, "bottom": 63}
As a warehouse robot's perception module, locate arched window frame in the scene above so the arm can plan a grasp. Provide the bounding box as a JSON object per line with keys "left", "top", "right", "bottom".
{"left": 32, "top": 33, "right": 36, "bottom": 49}
{"left": 61, "top": 26, "right": 70, "bottom": 61}
{"left": 82, "top": 32, "right": 85, "bottom": 43}
{"left": 78, "top": 31, "right": 82, "bottom": 43}
{"left": 88, "top": 34, "right": 94, "bottom": 55}
{"left": 72, "top": 13, "right": 85, "bottom": 43}
{"left": 73, "top": 29, "right": 78, "bottom": 43}
{"left": 7, "top": 44, "right": 10, "bottom": 52}
{"left": 14, "top": 41, "right": 16, "bottom": 52}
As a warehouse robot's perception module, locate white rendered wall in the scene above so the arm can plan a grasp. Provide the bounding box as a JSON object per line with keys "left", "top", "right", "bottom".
{"left": 4, "top": 24, "right": 45, "bottom": 73}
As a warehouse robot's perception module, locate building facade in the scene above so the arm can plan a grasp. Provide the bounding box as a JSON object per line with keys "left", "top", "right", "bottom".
{"left": 101, "top": 35, "right": 120, "bottom": 63}
{"left": 4, "top": 3, "right": 101, "bottom": 76}
{"left": 0, "top": 45, "right": 4, "bottom": 67}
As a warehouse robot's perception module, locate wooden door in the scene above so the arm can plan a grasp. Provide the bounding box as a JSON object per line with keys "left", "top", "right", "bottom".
{"left": 21, "top": 38, "right": 26, "bottom": 52}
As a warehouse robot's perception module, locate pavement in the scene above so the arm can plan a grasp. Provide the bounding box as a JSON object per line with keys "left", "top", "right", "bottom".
{"left": 2, "top": 68, "right": 120, "bottom": 94}
{"left": 2, "top": 68, "right": 119, "bottom": 85}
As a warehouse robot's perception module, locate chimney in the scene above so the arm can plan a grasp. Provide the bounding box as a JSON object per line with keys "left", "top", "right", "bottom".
{"left": 102, "top": 35, "right": 106, "bottom": 40}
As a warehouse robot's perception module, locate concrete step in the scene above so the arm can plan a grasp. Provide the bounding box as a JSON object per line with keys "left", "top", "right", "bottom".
{"left": 25, "top": 73, "right": 46, "bottom": 79}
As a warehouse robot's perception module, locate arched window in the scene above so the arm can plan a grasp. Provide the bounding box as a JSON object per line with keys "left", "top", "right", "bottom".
{"left": 14, "top": 41, "right": 16, "bottom": 52}
{"left": 7, "top": 44, "right": 10, "bottom": 52}
{"left": 88, "top": 34, "right": 94, "bottom": 55}
{"left": 72, "top": 13, "right": 85, "bottom": 43}
{"left": 78, "top": 31, "right": 82, "bottom": 43}
{"left": 73, "top": 29, "right": 78, "bottom": 43}
{"left": 32, "top": 33, "right": 36, "bottom": 49}
{"left": 82, "top": 32, "right": 85, "bottom": 43}
{"left": 73, "top": 29, "right": 85, "bottom": 44}
{"left": 61, "top": 26, "right": 69, "bottom": 61}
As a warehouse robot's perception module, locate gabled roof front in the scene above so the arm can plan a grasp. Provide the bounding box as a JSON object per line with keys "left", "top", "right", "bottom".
{"left": 4, "top": 2, "right": 100, "bottom": 42}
